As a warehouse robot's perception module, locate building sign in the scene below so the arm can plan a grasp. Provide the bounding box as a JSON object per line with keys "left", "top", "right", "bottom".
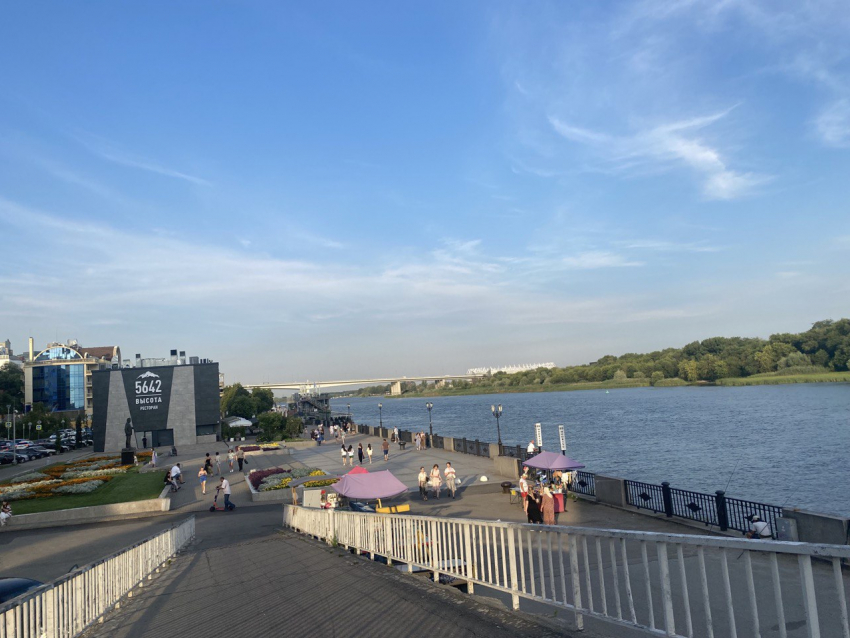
{"left": 134, "top": 371, "right": 164, "bottom": 411}
{"left": 121, "top": 366, "right": 175, "bottom": 431}
{"left": 535, "top": 422, "right": 543, "bottom": 449}
{"left": 558, "top": 424, "right": 566, "bottom": 452}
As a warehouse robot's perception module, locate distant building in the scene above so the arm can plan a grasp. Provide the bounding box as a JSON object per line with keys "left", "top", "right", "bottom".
{"left": 466, "top": 362, "right": 557, "bottom": 375}
{"left": 123, "top": 349, "right": 215, "bottom": 369}
{"left": 23, "top": 339, "right": 121, "bottom": 415}
{"left": 0, "top": 339, "right": 24, "bottom": 368}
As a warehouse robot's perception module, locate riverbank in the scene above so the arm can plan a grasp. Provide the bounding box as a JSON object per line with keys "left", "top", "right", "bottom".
{"left": 376, "top": 370, "right": 850, "bottom": 398}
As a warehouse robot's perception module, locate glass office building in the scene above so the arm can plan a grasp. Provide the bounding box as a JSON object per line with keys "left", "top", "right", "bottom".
{"left": 30, "top": 346, "right": 87, "bottom": 412}
{"left": 24, "top": 343, "right": 120, "bottom": 416}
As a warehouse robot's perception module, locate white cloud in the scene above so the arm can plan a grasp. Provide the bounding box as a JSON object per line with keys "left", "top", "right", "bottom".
{"left": 561, "top": 251, "right": 643, "bottom": 270}
{"left": 548, "top": 111, "right": 770, "bottom": 199}
{"left": 622, "top": 240, "right": 722, "bottom": 253}
{"left": 815, "top": 99, "right": 850, "bottom": 147}
{"left": 72, "top": 131, "right": 211, "bottom": 186}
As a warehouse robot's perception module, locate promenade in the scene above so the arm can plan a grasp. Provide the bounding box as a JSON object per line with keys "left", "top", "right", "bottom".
{"left": 4, "top": 432, "right": 848, "bottom": 638}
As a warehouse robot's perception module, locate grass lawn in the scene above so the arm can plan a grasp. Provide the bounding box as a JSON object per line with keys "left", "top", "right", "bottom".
{"left": 11, "top": 468, "right": 165, "bottom": 515}
{"left": 716, "top": 371, "right": 850, "bottom": 386}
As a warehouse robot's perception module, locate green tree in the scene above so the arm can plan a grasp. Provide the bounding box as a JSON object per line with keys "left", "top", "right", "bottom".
{"left": 251, "top": 388, "right": 275, "bottom": 414}
{"left": 697, "top": 354, "right": 728, "bottom": 381}
{"left": 0, "top": 364, "right": 24, "bottom": 412}
{"left": 678, "top": 360, "right": 699, "bottom": 382}
{"left": 221, "top": 383, "right": 251, "bottom": 415}
{"left": 229, "top": 395, "right": 256, "bottom": 419}
{"left": 650, "top": 371, "right": 665, "bottom": 385}
{"left": 612, "top": 369, "right": 628, "bottom": 382}
{"left": 257, "top": 412, "right": 284, "bottom": 442}
{"left": 284, "top": 416, "right": 304, "bottom": 440}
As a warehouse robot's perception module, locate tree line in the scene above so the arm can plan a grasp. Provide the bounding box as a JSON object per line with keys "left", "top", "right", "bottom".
{"left": 353, "top": 319, "right": 850, "bottom": 394}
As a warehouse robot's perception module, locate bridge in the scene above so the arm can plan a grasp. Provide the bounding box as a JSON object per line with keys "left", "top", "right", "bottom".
{"left": 243, "top": 374, "right": 485, "bottom": 396}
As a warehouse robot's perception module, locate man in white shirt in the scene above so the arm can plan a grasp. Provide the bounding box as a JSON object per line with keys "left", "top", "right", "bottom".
{"left": 170, "top": 463, "right": 183, "bottom": 485}
{"left": 444, "top": 462, "right": 457, "bottom": 499}
{"left": 747, "top": 515, "right": 771, "bottom": 539}
{"left": 217, "top": 477, "right": 234, "bottom": 510}
{"left": 526, "top": 440, "right": 536, "bottom": 455}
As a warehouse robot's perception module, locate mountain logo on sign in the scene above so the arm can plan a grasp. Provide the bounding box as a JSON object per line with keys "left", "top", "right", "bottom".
{"left": 137, "top": 371, "right": 160, "bottom": 380}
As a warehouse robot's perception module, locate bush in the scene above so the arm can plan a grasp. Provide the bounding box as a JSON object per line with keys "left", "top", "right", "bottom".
{"left": 653, "top": 377, "right": 689, "bottom": 387}
{"left": 650, "top": 371, "right": 665, "bottom": 385}
{"left": 248, "top": 468, "right": 290, "bottom": 490}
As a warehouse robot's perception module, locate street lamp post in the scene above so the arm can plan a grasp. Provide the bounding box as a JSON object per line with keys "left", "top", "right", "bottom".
{"left": 491, "top": 404, "right": 503, "bottom": 455}
{"left": 426, "top": 402, "right": 433, "bottom": 437}
{"left": 378, "top": 403, "right": 383, "bottom": 431}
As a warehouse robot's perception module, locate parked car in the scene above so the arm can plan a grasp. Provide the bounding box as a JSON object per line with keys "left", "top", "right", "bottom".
{"left": 14, "top": 440, "right": 34, "bottom": 450}
{"left": 0, "top": 578, "right": 44, "bottom": 603}
{"left": 29, "top": 445, "right": 56, "bottom": 456}
{"left": 18, "top": 448, "right": 46, "bottom": 460}
{"left": 0, "top": 452, "right": 28, "bottom": 464}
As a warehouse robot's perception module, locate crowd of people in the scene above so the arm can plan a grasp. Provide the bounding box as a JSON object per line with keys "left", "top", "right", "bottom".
{"left": 518, "top": 466, "right": 572, "bottom": 525}
{"left": 417, "top": 462, "right": 458, "bottom": 500}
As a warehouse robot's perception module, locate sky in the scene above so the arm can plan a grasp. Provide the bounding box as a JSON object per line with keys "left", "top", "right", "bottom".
{"left": 1, "top": 1, "right": 849, "bottom": 385}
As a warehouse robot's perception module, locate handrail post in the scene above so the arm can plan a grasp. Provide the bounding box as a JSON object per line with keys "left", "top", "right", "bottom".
{"left": 462, "top": 522, "right": 475, "bottom": 594}
{"left": 661, "top": 482, "right": 674, "bottom": 518}
{"left": 507, "top": 527, "right": 520, "bottom": 610}
{"left": 715, "top": 490, "right": 729, "bottom": 531}
{"left": 569, "top": 534, "right": 584, "bottom": 631}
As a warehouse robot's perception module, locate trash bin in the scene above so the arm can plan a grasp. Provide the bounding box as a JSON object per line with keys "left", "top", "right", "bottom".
{"left": 501, "top": 481, "right": 513, "bottom": 494}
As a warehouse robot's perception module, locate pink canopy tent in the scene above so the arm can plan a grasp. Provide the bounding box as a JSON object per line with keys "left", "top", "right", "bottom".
{"left": 332, "top": 470, "right": 407, "bottom": 501}
{"left": 524, "top": 451, "right": 585, "bottom": 471}
{"left": 346, "top": 466, "right": 369, "bottom": 475}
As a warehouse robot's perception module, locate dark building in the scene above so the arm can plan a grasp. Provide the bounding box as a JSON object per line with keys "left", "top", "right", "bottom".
{"left": 92, "top": 362, "right": 220, "bottom": 452}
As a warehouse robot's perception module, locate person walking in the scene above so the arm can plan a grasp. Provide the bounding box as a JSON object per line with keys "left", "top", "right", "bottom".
{"left": 366, "top": 444, "right": 373, "bottom": 464}
{"left": 227, "top": 449, "right": 235, "bottom": 473}
{"left": 444, "top": 462, "right": 457, "bottom": 499}
{"left": 357, "top": 443, "right": 364, "bottom": 464}
{"left": 214, "top": 452, "right": 222, "bottom": 476}
{"left": 236, "top": 446, "right": 245, "bottom": 472}
{"left": 542, "top": 486, "right": 555, "bottom": 525}
{"left": 150, "top": 448, "right": 158, "bottom": 468}
{"left": 429, "top": 464, "right": 442, "bottom": 499}
{"left": 347, "top": 445, "right": 355, "bottom": 466}
{"left": 341, "top": 444, "right": 348, "bottom": 466}
{"left": 418, "top": 467, "right": 429, "bottom": 501}
{"left": 198, "top": 466, "right": 208, "bottom": 495}
{"left": 392, "top": 426, "right": 399, "bottom": 443}
{"left": 414, "top": 432, "right": 421, "bottom": 451}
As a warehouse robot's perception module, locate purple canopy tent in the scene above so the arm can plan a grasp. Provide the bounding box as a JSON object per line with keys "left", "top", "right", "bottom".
{"left": 332, "top": 470, "right": 408, "bottom": 506}
{"left": 523, "top": 451, "right": 585, "bottom": 471}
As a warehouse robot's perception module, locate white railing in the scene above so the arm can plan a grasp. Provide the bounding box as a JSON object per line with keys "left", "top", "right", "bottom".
{"left": 0, "top": 516, "right": 195, "bottom": 638}
{"left": 283, "top": 505, "right": 850, "bottom": 638}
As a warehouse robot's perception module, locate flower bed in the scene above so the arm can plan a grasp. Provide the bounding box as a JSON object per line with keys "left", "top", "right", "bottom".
{"left": 248, "top": 468, "right": 291, "bottom": 491}
{"left": 256, "top": 467, "right": 328, "bottom": 492}
{"left": 0, "top": 455, "right": 129, "bottom": 502}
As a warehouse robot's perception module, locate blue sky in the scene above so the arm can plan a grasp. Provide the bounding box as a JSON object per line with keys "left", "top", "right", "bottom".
{"left": 1, "top": 1, "right": 849, "bottom": 384}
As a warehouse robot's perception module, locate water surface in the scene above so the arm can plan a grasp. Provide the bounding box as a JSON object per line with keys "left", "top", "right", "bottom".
{"left": 333, "top": 384, "right": 850, "bottom": 516}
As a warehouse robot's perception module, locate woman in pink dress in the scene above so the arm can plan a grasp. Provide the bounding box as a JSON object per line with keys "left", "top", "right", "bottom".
{"left": 542, "top": 486, "right": 555, "bottom": 525}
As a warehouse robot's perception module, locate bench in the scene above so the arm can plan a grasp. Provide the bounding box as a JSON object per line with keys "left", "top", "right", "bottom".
{"left": 376, "top": 504, "right": 411, "bottom": 514}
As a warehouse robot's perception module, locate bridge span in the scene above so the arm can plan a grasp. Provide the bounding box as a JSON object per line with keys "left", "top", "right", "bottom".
{"left": 244, "top": 374, "right": 484, "bottom": 396}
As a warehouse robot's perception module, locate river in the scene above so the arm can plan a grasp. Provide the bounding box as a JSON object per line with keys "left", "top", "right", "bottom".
{"left": 332, "top": 383, "right": 850, "bottom": 516}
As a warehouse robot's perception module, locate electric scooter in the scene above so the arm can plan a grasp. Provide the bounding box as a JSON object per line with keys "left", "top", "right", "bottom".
{"left": 209, "top": 489, "right": 235, "bottom": 512}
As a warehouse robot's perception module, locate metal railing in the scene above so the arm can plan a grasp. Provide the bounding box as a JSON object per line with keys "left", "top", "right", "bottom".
{"left": 0, "top": 516, "right": 195, "bottom": 638}
{"left": 283, "top": 505, "right": 850, "bottom": 638}
{"left": 570, "top": 471, "right": 596, "bottom": 498}
{"left": 625, "top": 480, "right": 783, "bottom": 537}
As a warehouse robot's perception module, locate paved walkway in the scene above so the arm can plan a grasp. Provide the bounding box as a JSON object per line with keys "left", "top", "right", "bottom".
{"left": 83, "top": 524, "right": 575, "bottom": 638}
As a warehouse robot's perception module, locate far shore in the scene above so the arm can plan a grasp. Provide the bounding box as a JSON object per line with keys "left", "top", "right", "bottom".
{"left": 352, "top": 370, "right": 850, "bottom": 399}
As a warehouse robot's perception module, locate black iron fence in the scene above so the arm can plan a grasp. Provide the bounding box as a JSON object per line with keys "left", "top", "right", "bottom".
{"left": 570, "top": 470, "right": 596, "bottom": 497}
{"left": 625, "top": 479, "right": 781, "bottom": 537}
